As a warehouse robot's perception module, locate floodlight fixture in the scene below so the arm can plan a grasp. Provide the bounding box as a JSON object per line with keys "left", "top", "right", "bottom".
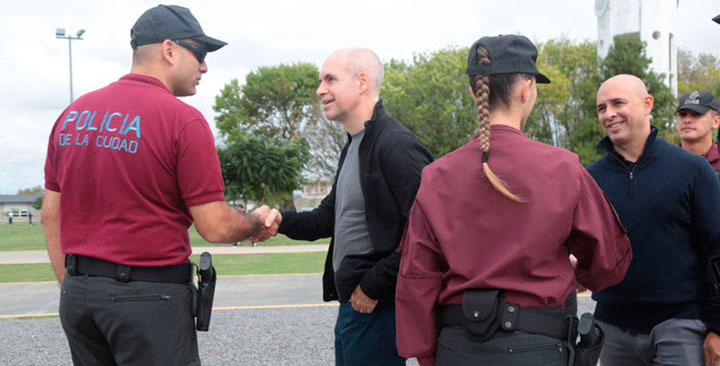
{"left": 55, "top": 28, "right": 85, "bottom": 103}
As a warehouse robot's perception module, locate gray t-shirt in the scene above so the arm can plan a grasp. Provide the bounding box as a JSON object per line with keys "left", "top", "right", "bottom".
{"left": 333, "top": 129, "right": 373, "bottom": 272}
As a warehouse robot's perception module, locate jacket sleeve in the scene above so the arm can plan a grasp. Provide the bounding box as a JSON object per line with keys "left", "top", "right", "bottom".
{"left": 278, "top": 184, "right": 336, "bottom": 241}
{"left": 569, "top": 166, "right": 633, "bottom": 292}
{"left": 395, "top": 200, "right": 445, "bottom": 366}
{"left": 689, "top": 162, "right": 720, "bottom": 333}
{"left": 358, "top": 135, "right": 433, "bottom": 300}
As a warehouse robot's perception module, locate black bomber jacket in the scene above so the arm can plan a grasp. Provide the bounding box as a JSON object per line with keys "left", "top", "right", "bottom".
{"left": 278, "top": 100, "right": 433, "bottom": 302}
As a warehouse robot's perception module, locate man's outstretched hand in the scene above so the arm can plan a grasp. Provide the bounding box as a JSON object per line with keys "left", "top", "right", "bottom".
{"left": 249, "top": 205, "right": 282, "bottom": 242}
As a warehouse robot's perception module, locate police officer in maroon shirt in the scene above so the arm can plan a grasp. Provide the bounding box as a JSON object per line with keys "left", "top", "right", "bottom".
{"left": 394, "top": 34, "right": 633, "bottom": 366}
{"left": 42, "top": 5, "right": 279, "bottom": 366}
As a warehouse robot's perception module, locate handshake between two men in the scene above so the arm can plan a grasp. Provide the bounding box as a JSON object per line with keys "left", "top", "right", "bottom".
{"left": 248, "top": 205, "right": 282, "bottom": 243}
{"left": 189, "top": 201, "right": 282, "bottom": 244}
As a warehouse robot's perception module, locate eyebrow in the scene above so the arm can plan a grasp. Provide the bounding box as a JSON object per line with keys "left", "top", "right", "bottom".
{"left": 597, "top": 97, "right": 627, "bottom": 108}
{"left": 319, "top": 73, "right": 337, "bottom": 83}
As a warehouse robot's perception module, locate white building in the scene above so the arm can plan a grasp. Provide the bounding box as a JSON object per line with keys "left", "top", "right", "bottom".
{"left": 292, "top": 181, "right": 332, "bottom": 212}
{"left": 595, "top": 0, "right": 679, "bottom": 95}
{"left": 0, "top": 193, "right": 42, "bottom": 220}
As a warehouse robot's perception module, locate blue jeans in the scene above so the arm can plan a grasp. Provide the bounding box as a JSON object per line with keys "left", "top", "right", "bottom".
{"left": 597, "top": 318, "right": 706, "bottom": 366}
{"left": 334, "top": 301, "right": 406, "bottom": 366}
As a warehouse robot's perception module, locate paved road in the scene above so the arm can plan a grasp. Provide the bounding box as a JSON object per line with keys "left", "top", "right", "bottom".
{"left": 0, "top": 246, "right": 330, "bottom": 317}
{"left": 0, "top": 245, "right": 329, "bottom": 264}
{"left": 0, "top": 248, "right": 597, "bottom": 365}
{"left": 0, "top": 274, "right": 326, "bottom": 317}
{"left": 0, "top": 272, "right": 596, "bottom": 318}
{"left": 0, "top": 272, "right": 596, "bottom": 366}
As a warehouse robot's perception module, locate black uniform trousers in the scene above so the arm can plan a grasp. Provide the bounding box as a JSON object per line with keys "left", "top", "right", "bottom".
{"left": 435, "top": 291, "right": 578, "bottom": 366}
{"left": 59, "top": 274, "right": 199, "bottom": 366}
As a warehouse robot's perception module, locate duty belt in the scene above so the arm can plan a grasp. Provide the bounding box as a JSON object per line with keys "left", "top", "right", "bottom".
{"left": 441, "top": 303, "right": 576, "bottom": 340}
{"left": 65, "top": 254, "right": 192, "bottom": 284}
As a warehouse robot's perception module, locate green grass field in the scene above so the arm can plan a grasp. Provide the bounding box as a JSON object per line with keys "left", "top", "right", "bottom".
{"left": 0, "top": 223, "right": 328, "bottom": 251}
{"left": 0, "top": 252, "right": 326, "bottom": 283}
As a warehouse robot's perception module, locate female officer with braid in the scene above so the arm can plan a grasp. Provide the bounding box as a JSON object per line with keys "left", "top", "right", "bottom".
{"left": 394, "top": 34, "right": 633, "bottom": 366}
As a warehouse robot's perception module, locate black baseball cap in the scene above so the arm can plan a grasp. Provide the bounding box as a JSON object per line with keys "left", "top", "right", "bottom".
{"left": 130, "top": 5, "right": 227, "bottom": 52}
{"left": 466, "top": 35, "right": 550, "bottom": 84}
{"left": 676, "top": 91, "right": 720, "bottom": 114}
{"left": 713, "top": 14, "right": 720, "bottom": 24}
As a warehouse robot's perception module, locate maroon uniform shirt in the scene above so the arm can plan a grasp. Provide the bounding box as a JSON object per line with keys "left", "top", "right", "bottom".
{"left": 44, "top": 74, "right": 225, "bottom": 267}
{"left": 395, "top": 125, "right": 632, "bottom": 365}
{"left": 703, "top": 141, "right": 719, "bottom": 170}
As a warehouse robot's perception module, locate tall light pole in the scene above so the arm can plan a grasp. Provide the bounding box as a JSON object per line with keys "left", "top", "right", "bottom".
{"left": 56, "top": 28, "right": 85, "bottom": 104}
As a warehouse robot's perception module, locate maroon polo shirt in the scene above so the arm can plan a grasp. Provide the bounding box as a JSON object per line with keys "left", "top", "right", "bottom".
{"left": 395, "top": 124, "right": 632, "bottom": 365}
{"left": 44, "top": 74, "right": 225, "bottom": 267}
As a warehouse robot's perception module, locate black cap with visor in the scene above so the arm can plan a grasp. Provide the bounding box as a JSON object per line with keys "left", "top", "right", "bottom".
{"left": 466, "top": 34, "right": 550, "bottom": 84}
{"left": 676, "top": 91, "right": 720, "bottom": 115}
{"left": 130, "top": 4, "right": 227, "bottom": 52}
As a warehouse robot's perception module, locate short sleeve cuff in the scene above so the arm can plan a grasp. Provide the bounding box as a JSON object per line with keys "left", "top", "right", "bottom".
{"left": 184, "top": 191, "right": 226, "bottom": 207}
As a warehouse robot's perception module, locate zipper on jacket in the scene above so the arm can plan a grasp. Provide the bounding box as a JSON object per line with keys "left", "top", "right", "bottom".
{"left": 608, "top": 152, "right": 639, "bottom": 197}
{"left": 627, "top": 162, "right": 639, "bottom": 196}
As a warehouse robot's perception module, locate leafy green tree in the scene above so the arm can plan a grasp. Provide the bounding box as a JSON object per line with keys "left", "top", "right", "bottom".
{"left": 17, "top": 185, "right": 43, "bottom": 195}
{"left": 530, "top": 38, "right": 605, "bottom": 165}
{"left": 299, "top": 35, "right": 680, "bottom": 169}
{"left": 381, "top": 48, "right": 477, "bottom": 157}
{"left": 379, "top": 41, "right": 603, "bottom": 164}
{"left": 529, "top": 35, "right": 675, "bottom": 165}
{"left": 33, "top": 196, "right": 43, "bottom": 210}
{"left": 214, "top": 62, "right": 344, "bottom": 181}
{"left": 678, "top": 48, "right": 720, "bottom": 97}
{"left": 218, "top": 132, "right": 309, "bottom": 210}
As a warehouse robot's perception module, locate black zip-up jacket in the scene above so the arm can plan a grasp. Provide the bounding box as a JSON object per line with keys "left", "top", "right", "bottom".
{"left": 279, "top": 101, "right": 433, "bottom": 302}
{"left": 588, "top": 126, "right": 720, "bottom": 333}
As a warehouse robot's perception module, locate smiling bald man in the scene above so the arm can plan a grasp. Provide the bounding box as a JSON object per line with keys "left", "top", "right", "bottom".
{"left": 587, "top": 74, "right": 720, "bottom": 366}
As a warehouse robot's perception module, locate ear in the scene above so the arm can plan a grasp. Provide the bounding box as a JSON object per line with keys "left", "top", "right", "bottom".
{"left": 356, "top": 71, "right": 370, "bottom": 95}
{"left": 713, "top": 112, "right": 720, "bottom": 130}
{"left": 518, "top": 78, "right": 533, "bottom": 103}
{"left": 642, "top": 94, "right": 655, "bottom": 116}
{"left": 161, "top": 39, "right": 178, "bottom": 65}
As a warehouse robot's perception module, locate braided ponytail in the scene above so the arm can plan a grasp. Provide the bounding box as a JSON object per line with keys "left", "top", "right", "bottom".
{"left": 472, "top": 46, "right": 524, "bottom": 202}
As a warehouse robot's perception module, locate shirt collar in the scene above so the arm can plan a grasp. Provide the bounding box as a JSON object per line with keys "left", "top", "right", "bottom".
{"left": 704, "top": 140, "right": 720, "bottom": 164}
{"left": 120, "top": 74, "right": 171, "bottom": 94}
{"left": 598, "top": 125, "right": 659, "bottom": 159}
{"left": 470, "top": 124, "right": 526, "bottom": 140}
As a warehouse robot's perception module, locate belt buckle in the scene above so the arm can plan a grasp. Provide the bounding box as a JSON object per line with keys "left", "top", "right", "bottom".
{"left": 116, "top": 264, "right": 131, "bottom": 282}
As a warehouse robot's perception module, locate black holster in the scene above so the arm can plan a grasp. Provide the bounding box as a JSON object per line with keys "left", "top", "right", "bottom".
{"left": 460, "top": 289, "right": 504, "bottom": 341}
{"left": 195, "top": 252, "right": 216, "bottom": 332}
{"left": 571, "top": 313, "right": 604, "bottom": 366}
{"left": 450, "top": 289, "right": 602, "bottom": 366}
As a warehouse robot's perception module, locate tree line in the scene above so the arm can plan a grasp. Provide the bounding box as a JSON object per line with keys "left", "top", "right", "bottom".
{"left": 214, "top": 34, "right": 720, "bottom": 209}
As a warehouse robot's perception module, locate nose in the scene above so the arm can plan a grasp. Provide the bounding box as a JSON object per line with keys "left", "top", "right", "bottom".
{"left": 316, "top": 82, "right": 326, "bottom": 97}
{"left": 200, "top": 61, "right": 208, "bottom": 74}
{"left": 602, "top": 106, "right": 616, "bottom": 123}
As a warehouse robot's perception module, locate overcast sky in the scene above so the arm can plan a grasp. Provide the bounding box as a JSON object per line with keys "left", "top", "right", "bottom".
{"left": 1, "top": 0, "right": 719, "bottom": 194}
